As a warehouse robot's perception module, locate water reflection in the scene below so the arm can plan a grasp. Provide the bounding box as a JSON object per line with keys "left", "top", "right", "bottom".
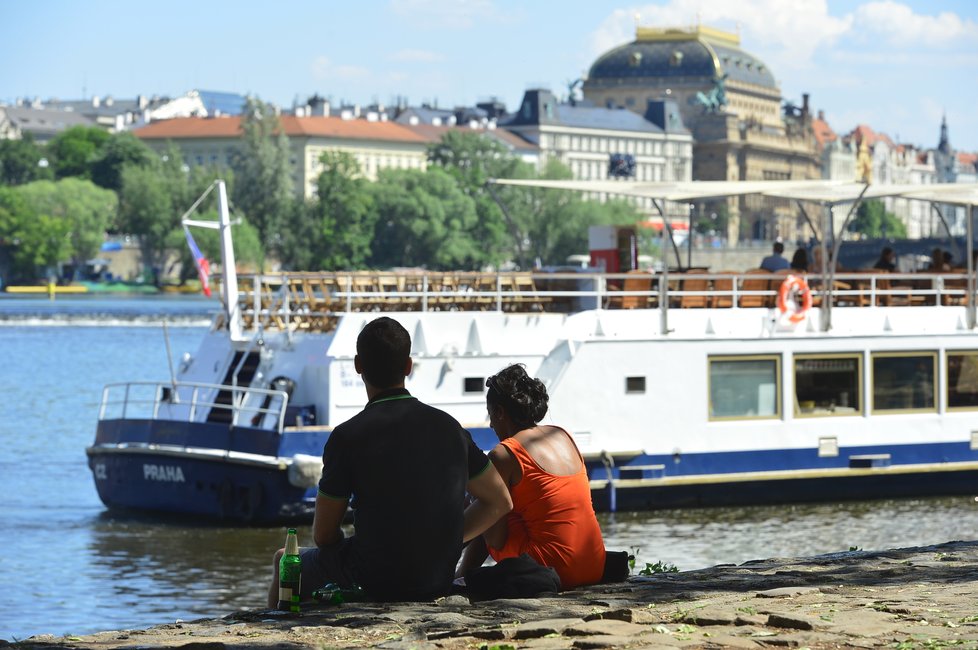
{"left": 599, "top": 496, "right": 978, "bottom": 571}
{"left": 79, "top": 513, "right": 290, "bottom": 634}
{"left": 9, "top": 496, "right": 975, "bottom": 639}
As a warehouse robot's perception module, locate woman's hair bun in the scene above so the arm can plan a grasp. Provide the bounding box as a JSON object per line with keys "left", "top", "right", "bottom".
{"left": 487, "top": 364, "right": 549, "bottom": 425}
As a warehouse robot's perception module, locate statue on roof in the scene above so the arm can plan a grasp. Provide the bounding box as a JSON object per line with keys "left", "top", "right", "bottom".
{"left": 856, "top": 140, "right": 873, "bottom": 184}
{"left": 691, "top": 74, "right": 728, "bottom": 113}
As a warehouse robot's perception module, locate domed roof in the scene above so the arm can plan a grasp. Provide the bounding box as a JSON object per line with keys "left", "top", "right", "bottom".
{"left": 586, "top": 26, "right": 777, "bottom": 90}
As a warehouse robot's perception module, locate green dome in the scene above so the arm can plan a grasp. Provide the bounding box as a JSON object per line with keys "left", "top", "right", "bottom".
{"left": 586, "top": 28, "right": 777, "bottom": 90}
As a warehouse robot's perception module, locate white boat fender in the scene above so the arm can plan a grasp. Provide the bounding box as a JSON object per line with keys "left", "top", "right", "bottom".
{"left": 288, "top": 454, "right": 324, "bottom": 488}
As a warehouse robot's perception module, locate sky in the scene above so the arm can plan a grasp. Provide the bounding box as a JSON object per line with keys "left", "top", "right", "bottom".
{"left": 2, "top": 0, "right": 976, "bottom": 151}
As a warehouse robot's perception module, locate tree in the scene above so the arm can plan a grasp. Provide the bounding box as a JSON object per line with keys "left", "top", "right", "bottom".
{"left": 168, "top": 208, "right": 263, "bottom": 284}
{"left": 0, "top": 187, "right": 72, "bottom": 281}
{"left": 230, "top": 96, "right": 294, "bottom": 257}
{"left": 282, "top": 151, "right": 375, "bottom": 270}
{"left": 848, "top": 199, "right": 907, "bottom": 239}
{"left": 119, "top": 152, "right": 241, "bottom": 284}
{"left": 91, "top": 132, "right": 157, "bottom": 192}
{"left": 497, "top": 159, "right": 643, "bottom": 267}
{"left": 118, "top": 164, "right": 177, "bottom": 283}
{"left": 0, "top": 134, "right": 52, "bottom": 186}
{"left": 427, "top": 130, "right": 530, "bottom": 267}
{"left": 15, "top": 178, "right": 117, "bottom": 274}
{"left": 0, "top": 186, "right": 71, "bottom": 281}
{"left": 369, "top": 167, "right": 480, "bottom": 270}
{"left": 46, "top": 125, "right": 110, "bottom": 179}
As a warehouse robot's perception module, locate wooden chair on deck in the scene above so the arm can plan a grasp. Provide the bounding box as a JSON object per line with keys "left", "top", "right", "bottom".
{"left": 740, "top": 269, "right": 774, "bottom": 308}
{"left": 678, "top": 269, "right": 710, "bottom": 308}
{"left": 711, "top": 271, "right": 737, "bottom": 308}
{"left": 608, "top": 270, "right": 654, "bottom": 309}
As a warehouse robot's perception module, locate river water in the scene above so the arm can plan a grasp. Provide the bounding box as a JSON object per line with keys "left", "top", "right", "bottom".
{"left": 0, "top": 294, "right": 975, "bottom": 640}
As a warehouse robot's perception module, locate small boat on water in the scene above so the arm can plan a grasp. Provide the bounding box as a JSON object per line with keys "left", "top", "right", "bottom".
{"left": 86, "top": 179, "right": 978, "bottom": 523}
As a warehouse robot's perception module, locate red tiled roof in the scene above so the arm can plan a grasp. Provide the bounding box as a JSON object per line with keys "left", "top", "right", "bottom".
{"left": 134, "top": 115, "right": 427, "bottom": 143}
{"left": 848, "top": 124, "right": 895, "bottom": 150}
{"left": 811, "top": 118, "right": 836, "bottom": 149}
{"left": 959, "top": 151, "right": 977, "bottom": 166}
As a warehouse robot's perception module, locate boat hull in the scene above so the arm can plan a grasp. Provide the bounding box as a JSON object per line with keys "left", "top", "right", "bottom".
{"left": 87, "top": 418, "right": 320, "bottom": 523}
{"left": 594, "top": 462, "right": 978, "bottom": 511}
{"left": 87, "top": 416, "right": 978, "bottom": 522}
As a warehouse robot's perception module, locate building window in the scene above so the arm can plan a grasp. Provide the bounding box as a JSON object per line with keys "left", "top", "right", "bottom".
{"left": 947, "top": 351, "right": 978, "bottom": 409}
{"left": 463, "top": 377, "right": 484, "bottom": 394}
{"left": 626, "top": 376, "right": 646, "bottom": 394}
{"left": 872, "top": 352, "right": 936, "bottom": 412}
{"left": 709, "top": 356, "right": 780, "bottom": 420}
{"left": 794, "top": 355, "right": 861, "bottom": 416}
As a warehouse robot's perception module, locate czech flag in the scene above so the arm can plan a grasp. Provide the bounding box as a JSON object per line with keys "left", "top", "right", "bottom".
{"left": 183, "top": 226, "right": 212, "bottom": 297}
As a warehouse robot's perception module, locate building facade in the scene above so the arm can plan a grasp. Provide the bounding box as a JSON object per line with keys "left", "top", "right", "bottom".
{"left": 134, "top": 115, "right": 429, "bottom": 198}
{"left": 582, "top": 24, "right": 821, "bottom": 243}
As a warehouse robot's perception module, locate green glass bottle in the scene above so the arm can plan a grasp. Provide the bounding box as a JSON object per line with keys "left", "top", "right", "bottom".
{"left": 277, "top": 528, "right": 301, "bottom": 612}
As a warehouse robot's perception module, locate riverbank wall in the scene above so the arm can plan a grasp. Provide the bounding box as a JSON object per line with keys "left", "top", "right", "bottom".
{"left": 10, "top": 539, "right": 978, "bottom": 649}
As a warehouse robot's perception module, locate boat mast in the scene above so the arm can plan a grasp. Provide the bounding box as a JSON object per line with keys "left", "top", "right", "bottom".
{"left": 215, "top": 181, "right": 241, "bottom": 341}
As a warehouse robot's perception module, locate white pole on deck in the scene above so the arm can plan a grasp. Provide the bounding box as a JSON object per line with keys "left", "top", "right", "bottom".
{"left": 215, "top": 181, "right": 241, "bottom": 341}
{"left": 968, "top": 203, "right": 976, "bottom": 330}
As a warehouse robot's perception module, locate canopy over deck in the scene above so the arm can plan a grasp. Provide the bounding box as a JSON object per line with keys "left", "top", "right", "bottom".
{"left": 488, "top": 178, "right": 978, "bottom": 331}
{"left": 490, "top": 178, "right": 978, "bottom": 207}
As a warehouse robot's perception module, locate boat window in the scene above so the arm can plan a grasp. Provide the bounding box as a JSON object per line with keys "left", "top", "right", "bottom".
{"left": 463, "top": 377, "right": 485, "bottom": 394}
{"left": 947, "top": 351, "right": 978, "bottom": 410}
{"left": 794, "top": 354, "right": 861, "bottom": 417}
{"left": 708, "top": 356, "right": 780, "bottom": 420}
{"left": 871, "top": 352, "right": 937, "bottom": 413}
{"left": 626, "top": 376, "right": 646, "bottom": 394}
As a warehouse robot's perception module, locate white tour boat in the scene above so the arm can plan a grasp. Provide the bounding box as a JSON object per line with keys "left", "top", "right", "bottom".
{"left": 86, "top": 179, "right": 978, "bottom": 522}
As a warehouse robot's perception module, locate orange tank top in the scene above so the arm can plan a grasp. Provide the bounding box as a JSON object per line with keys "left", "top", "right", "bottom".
{"left": 487, "top": 432, "right": 606, "bottom": 588}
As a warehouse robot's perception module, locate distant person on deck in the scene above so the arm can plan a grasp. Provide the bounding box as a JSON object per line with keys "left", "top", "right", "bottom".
{"left": 790, "top": 248, "right": 809, "bottom": 273}
{"left": 928, "top": 248, "right": 949, "bottom": 272}
{"left": 267, "top": 317, "right": 511, "bottom": 605}
{"left": 873, "top": 247, "right": 897, "bottom": 272}
{"left": 760, "top": 242, "right": 791, "bottom": 272}
{"left": 456, "top": 364, "right": 606, "bottom": 589}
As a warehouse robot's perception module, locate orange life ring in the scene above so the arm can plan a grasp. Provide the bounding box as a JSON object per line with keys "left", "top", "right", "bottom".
{"left": 777, "top": 275, "right": 812, "bottom": 323}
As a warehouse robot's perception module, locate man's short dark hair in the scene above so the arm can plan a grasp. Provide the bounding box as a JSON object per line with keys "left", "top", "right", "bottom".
{"left": 357, "top": 317, "right": 411, "bottom": 389}
{"left": 773, "top": 242, "right": 785, "bottom": 254}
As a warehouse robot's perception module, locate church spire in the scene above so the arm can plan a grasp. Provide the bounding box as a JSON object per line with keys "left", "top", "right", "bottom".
{"left": 938, "top": 112, "right": 951, "bottom": 154}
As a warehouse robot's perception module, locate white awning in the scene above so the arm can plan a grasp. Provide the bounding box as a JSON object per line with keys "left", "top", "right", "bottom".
{"left": 489, "top": 178, "right": 978, "bottom": 207}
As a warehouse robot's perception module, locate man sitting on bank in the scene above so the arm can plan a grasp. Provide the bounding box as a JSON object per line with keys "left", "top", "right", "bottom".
{"left": 760, "top": 241, "right": 791, "bottom": 272}
{"left": 267, "top": 317, "right": 512, "bottom": 604}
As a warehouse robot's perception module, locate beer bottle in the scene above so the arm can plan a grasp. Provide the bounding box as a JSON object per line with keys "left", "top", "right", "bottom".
{"left": 277, "top": 528, "right": 301, "bottom": 612}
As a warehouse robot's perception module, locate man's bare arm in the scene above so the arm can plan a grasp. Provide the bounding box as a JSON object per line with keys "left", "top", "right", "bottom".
{"left": 313, "top": 493, "right": 349, "bottom": 547}
{"left": 462, "top": 463, "right": 512, "bottom": 543}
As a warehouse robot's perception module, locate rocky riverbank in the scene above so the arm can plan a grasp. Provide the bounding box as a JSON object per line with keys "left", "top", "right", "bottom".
{"left": 8, "top": 539, "right": 978, "bottom": 649}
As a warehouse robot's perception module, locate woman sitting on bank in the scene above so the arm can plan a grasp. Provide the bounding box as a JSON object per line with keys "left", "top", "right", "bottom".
{"left": 457, "top": 364, "right": 606, "bottom": 589}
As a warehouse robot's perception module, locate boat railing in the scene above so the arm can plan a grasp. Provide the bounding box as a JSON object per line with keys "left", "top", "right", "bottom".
{"left": 98, "top": 381, "right": 291, "bottom": 433}
{"left": 221, "top": 269, "right": 975, "bottom": 331}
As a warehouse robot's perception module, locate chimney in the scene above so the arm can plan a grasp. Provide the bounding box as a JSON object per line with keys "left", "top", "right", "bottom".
{"left": 801, "top": 93, "right": 810, "bottom": 119}
{"left": 817, "top": 109, "right": 825, "bottom": 121}
{"left": 92, "top": 95, "right": 101, "bottom": 108}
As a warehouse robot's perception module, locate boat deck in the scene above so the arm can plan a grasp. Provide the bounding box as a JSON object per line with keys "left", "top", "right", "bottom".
{"left": 225, "top": 269, "right": 976, "bottom": 333}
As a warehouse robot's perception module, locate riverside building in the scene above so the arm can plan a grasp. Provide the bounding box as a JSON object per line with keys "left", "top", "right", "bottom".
{"left": 582, "top": 23, "right": 821, "bottom": 244}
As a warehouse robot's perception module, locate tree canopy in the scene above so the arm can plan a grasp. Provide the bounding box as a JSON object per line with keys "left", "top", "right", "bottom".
{"left": 848, "top": 199, "right": 908, "bottom": 239}
{"left": 47, "top": 126, "right": 110, "bottom": 180}
{"left": 230, "top": 96, "right": 294, "bottom": 259}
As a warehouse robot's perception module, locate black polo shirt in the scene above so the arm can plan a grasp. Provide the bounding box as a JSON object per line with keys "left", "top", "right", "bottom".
{"left": 318, "top": 387, "right": 490, "bottom": 600}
